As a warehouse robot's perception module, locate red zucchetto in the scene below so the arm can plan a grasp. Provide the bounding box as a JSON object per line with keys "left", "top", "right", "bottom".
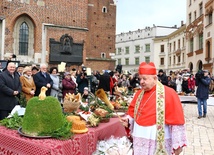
{"left": 138, "top": 62, "right": 157, "bottom": 75}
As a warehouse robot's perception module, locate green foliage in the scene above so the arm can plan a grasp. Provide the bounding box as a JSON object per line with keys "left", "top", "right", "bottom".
{"left": 40, "top": 116, "right": 73, "bottom": 140}
{"left": 22, "top": 96, "right": 65, "bottom": 136}
{"left": 15, "top": 93, "right": 27, "bottom": 108}
{"left": 0, "top": 112, "right": 23, "bottom": 130}
{"left": 79, "top": 105, "right": 89, "bottom": 111}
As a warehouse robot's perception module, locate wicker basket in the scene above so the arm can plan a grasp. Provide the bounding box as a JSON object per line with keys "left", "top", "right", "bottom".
{"left": 63, "top": 100, "right": 80, "bottom": 113}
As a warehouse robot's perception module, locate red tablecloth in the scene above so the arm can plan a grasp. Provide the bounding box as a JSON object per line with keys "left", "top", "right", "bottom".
{"left": 0, "top": 118, "right": 126, "bottom": 155}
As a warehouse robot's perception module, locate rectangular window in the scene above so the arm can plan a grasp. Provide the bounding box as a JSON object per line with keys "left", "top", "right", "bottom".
{"left": 160, "top": 58, "right": 164, "bottom": 65}
{"left": 135, "top": 57, "right": 139, "bottom": 65}
{"left": 199, "top": 33, "right": 203, "bottom": 49}
{"left": 169, "top": 43, "right": 172, "bottom": 52}
{"left": 194, "top": 11, "right": 196, "bottom": 20}
{"left": 178, "top": 39, "right": 180, "bottom": 49}
{"left": 182, "top": 38, "right": 185, "bottom": 48}
{"left": 208, "top": 13, "right": 213, "bottom": 25}
{"left": 145, "top": 44, "right": 150, "bottom": 52}
{"left": 135, "top": 45, "right": 140, "bottom": 53}
{"left": 161, "top": 45, "right": 164, "bottom": 53}
{"left": 189, "top": 0, "right": 191, "bottom": 6}
{"left": 178, "top": 55, "right": 181, "bottom": 63}
{"left": 118, "top": 58, "right": 121, "bottom": 65}
{"left": 118, "top": 48, "right": 122, "bottom": 55}
{"left": 190, "top": 38, "right": 194, "bottom": 52}
{"left": 125, "top": 46, "right": 129, "bottom": 54}
{"left": 125, "top": 58, "right": 129, "bottom": 65}
{"left": 199, "top": 3, "right": 203, "bottom": 16}
{"left": 173, "top": 56, "right": 175, "bottom": 64}
{"left": 189, "top": 13, "right": 191, "bottom": 24}
{"left": 173, "top": 41, "right": 176, "bottom": 51}
{"left": 169, "top": 56, "right": 171, "bottom": 65}
{"left": 145, "top": 56, "right": 150, "bottom": 63}
{"left": 182, "top": 53, "right": 185, "bottom": 63}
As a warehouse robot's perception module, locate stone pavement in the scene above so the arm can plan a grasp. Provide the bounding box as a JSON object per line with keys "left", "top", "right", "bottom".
{"left": 181, "top": 103, "right": 214, "bottom": 155}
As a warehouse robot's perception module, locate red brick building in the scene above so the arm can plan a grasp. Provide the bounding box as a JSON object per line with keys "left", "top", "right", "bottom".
{"left": 0, "top": 0, "right": 116, "bottom": 72}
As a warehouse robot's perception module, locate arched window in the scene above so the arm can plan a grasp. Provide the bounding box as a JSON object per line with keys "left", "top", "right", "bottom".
{"left": 102, "top": 6, "right": 107, "bottom": 13}
{"left": 19, "top": 22, "right": 29, "bottom": 55}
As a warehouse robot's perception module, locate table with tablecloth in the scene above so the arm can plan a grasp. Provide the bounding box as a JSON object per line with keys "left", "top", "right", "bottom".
{"left": 0, "top": 117, "right": 126, "bottom": 155}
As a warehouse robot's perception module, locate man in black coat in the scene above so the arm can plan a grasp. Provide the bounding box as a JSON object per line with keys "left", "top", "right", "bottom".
{"left": 195, "top": 70, "right": 211, "bottom": 118}
{"left": 0, "top": 62, "right": 22, "bottom": 120}
{"left": 157, "top": 69, "right": 168, "bottom": 86}
{"left": 33, "top": 64, "right": 53, "bottom": 96}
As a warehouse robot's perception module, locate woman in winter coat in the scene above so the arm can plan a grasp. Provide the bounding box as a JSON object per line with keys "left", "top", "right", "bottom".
{"left": 62, "top": 72, "right": 76, "bottom": 98}
{"left": 50, "top": 67, "right": 60, "bottom": 98}
{"left": 188, "top": 74, "right": 196, "bottom": 93}
{"left": 20, "top": 66, "right": 36, "bottom": 101}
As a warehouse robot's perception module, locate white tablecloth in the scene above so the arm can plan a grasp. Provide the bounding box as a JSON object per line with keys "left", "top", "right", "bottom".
{"left": 179, "top": 95, "right": 214, "bottom": 106}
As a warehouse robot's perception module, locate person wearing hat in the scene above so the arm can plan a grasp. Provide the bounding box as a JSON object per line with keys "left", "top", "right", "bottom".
{"left": 82, "top": 87, "right": 89, "bottom": 102}
{"left": 121, "top": 62, "right": 187, "bottom": 155}
{"left": 62, "top": 72, "right": 76, "bottom": 98}
{"left": 20, "top": 66, "right": 36, "bottom": 101}
{"left": 195, "top": 70, "right": 211, "bottom": 119}
{"left": 157, "top": 69, "right": 168, "bottom": 85}
{"left": 31, "top": 66, "right": 39, "bottom": 76}
{"left": 16, "top": 64, "right": 25, "bottom": 76}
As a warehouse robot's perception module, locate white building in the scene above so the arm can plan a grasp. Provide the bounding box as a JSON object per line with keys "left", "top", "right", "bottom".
{"left": 153, "top": 24, "right": 186, "bottom": 74}
{"left": 115, "top": 26, "right": 178, "bottom": 73}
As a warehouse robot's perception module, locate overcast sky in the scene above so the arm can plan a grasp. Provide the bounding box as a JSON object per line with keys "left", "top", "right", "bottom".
{"left": 116, "top": 0, "right": 186, "bottom": 34}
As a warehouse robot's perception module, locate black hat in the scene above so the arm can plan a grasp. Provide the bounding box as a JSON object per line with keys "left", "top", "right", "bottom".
{"left": 32, "top": 66, "right": 39, "bottom": 71}
{"left": 159, "top": 69, "right": 163, "bottom": 73}
{"left": 17, "top": 64, "right": 26, "bottom": 68}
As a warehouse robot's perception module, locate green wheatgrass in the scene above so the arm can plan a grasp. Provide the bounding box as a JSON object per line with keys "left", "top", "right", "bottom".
{"left": 22, "top": 96, "right": 64, "bottom": 136}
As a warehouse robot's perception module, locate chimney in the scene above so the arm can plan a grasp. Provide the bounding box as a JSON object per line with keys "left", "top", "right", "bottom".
{"left": 181, "top": 20, "right": 184, "bottom": 26}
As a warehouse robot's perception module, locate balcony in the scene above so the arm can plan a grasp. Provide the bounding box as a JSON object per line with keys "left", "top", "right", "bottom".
{"left": 195, "top": 49, "right": 203, "bottom": 55}
{"left": 187, "top": 51, "right": 193, "bottom": 57}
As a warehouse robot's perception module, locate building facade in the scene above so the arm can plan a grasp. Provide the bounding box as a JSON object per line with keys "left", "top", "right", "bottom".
{"left": 185, "top": 0, "right": 214, "bottom": 74}
{"left": 114, "top": 26, "right": 178, "bottom": 73}
{"left": 153, "top": 24, "right": 186, "bottom": 74}
{"left": 0, "top": 0, "right": 116, "bottom": 71}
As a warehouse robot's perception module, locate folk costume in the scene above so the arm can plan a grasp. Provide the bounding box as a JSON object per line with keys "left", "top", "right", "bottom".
{"left": 127, "top": 62, "right": 187, "bottom": 155}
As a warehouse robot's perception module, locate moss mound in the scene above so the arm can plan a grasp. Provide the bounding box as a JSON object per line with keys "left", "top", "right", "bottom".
{"left": 22, "top": 96, "right": 64, "bottom": 136}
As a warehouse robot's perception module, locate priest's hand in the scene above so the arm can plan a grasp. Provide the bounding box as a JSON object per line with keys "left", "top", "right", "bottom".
{"left": 121, "top": 118, "right": 129, "bottom": 128}
{"left": 174, "top": 147, "right": 182, "bottom": 155}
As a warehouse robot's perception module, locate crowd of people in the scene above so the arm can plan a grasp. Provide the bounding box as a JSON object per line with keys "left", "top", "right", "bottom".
{"left": 0, "top": 61, "right": 213, "bottom": 120}
{"left": 1, "top": 60, "right": 213, "bottom": 154}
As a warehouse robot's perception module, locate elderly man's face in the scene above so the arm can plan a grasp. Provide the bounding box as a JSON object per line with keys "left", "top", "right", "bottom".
{"left": 139, "top": 74, "right": 157, "bottom": 91}
{"left": 40, "top": 65, "right": 47, "bottom": 73}
{"left": 17, "top": 67, "right": 24, "bottom": 73}
{"left": 7, "top": 63, "right": 16, "bottom": 74}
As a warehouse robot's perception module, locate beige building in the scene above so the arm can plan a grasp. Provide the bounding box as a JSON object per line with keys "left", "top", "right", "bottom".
{"left": 153, "top": 24, "right": 186, "bottom": 74}
{"left": 185, "top": 0, "right": 213, "bottom": 74}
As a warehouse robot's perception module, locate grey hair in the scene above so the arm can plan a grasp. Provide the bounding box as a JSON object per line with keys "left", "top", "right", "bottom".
{"left": 40, "top": 63, "right": 48, "bottom": 68}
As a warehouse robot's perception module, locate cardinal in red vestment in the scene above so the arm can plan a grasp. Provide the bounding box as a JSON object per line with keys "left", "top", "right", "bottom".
{"left": 122, "top": 62, "right": 187, "bottom": 155}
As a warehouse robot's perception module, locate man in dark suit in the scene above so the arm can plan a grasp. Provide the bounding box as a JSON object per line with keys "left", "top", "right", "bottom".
{"left": 16, "top": 64, "right": 25, "bottom": 76}
{"left": 33, "top": 64, "right": 53, "bottom": 96}
{"left": 0, "top": 62, "right": 22, "bottom": 120}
